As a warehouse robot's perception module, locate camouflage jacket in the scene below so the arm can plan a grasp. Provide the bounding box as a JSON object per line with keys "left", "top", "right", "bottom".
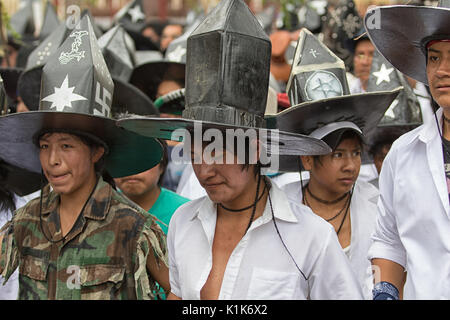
{"left": 0, "top": 177, "right": 168, "bottom": 300}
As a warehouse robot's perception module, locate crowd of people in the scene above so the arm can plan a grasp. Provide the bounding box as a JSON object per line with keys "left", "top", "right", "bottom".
{"left": 0, "top": 0, "right": 448, "bottom": 301}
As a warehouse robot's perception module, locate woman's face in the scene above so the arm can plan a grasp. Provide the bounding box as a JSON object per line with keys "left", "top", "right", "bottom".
{"left": 39, "top": 133, "right": 103, "bottom": 196}
{"left": 303, "top": 137, "right": 362, "bottom": 196}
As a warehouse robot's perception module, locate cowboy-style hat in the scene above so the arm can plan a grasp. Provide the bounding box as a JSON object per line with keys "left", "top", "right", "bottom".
{"left": 364, "top": 0, "right": 450, "bottom": 85}
{"left": 0, "top": 74, "right": 42, "bottom": 196}
{"left": 266, "top": 28, "right": 402, "bottom": 172}
{"left": 118, "top": 0, "right": 331, "bottom": 158}
{"left": 0, "top": 15, "right": 163, "bottom": 179}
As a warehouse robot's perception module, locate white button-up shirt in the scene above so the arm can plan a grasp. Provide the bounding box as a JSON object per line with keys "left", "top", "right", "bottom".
{"left": 369, "top": 108, "right": 450, "bottom": 299}
{"left": 283, "top": 180, "right": 379, "bottom": 300}
{"left": 168, "top": 182, "right": 363, "bottom": 300}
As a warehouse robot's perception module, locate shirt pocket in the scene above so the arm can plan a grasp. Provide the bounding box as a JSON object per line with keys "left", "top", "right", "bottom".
{"left": 19, "top": 254, "right": 49, "bottom": 281}
{"left": 79, "top": 264, "right": 126, "bottom": 300}
{"left": 246, "top": 267, "right": 300, "bottom": 300}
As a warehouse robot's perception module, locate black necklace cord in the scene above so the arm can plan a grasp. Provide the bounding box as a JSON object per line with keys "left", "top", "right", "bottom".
{"left": 336, "top": 185, "right": 354, "bottom": 235}
{"left": 39, "top": 175, "right": 99, "bottom": 244}
{"left": 305, "top": 185, "right": 349, "bottom": 205}
{"left": 266, "top": 178, "right": 308, "bottom": 282}
{"left": 435, "top": 111, "right": 450, "bottom": 159}
{"left": 303, "top": 187, "right": 351, "bottom": 222}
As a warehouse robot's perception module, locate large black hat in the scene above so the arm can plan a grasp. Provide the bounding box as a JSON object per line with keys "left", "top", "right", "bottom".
{"left": 98, "top": 25, "right": 158, "bottom": 116}
{"left": 266, "top": 28, "right": 401, "bottom": 172}
{"left": 118, "top": 0, "right": 331, "bottom": 157}
{"left": 130, "top": 25, "right": 188, "bottom": 101}
{"left": 0, "top": 15, "right": 163, "bottom": 178}
{"left": 364, "top": 0, "right": 450, "bottom": 85}
{"left": 0, "top": 73, "right": 42, "bottom": 195}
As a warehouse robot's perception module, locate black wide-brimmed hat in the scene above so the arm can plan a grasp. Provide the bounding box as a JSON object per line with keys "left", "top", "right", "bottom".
{"left": 0, "top": 73, "right": 42, "bottom": 195}
{"left": 130, "top": 22, "right": 192, "bottom": 101}
{"left": 266, "top": 28, "right": 401, "bottom": 172}
{"left": 118, "top": 0, "right": 331, "bottom": 158}
{"left": 364, "top": 0, "right": 450, "bottom": 85}
{"left": 0, "top": 15, "right": 163, "bottom": 179}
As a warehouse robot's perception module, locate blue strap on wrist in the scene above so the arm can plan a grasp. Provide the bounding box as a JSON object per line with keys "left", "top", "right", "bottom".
{"left": 372, "top": 281, "right": 400, "bottom": 300}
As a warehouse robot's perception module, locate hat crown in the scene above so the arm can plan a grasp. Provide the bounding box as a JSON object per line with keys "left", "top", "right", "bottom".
{"left": 184, "top": 0, "right": 271, "bottom": 128}
{"left": 367, "top": 50, "right": 422, "bottom": 126}
{"left": 40, "top": 15, "right": 114, "bottom": 117}
{"left": 286, "top": 28, "right": 349, "bottom": 107}
{"left": 98, "top": 25, "right": 135, "bottom": 82}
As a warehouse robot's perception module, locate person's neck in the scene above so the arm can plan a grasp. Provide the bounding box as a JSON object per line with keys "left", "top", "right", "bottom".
{"left": 305, "top": 179, "right": 349, "bottom": 213}
{"left": 128, "top": 186, "right": 161, "bottom": 212}
{"left": 442, "top": 109, "right": 450, "bottom": 141}
{"left": 217, "top": 177, "right": 268, "bottom": 224}
{"left": 59, "top": 174, "right": 98, "bottom": 221}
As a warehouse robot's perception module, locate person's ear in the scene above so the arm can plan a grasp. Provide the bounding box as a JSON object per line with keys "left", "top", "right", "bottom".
{"left": 300, "top": 155, "right": 313, "bottom": 171}
{"left": 92, "top": 146, "right": 105, "bottom": 164}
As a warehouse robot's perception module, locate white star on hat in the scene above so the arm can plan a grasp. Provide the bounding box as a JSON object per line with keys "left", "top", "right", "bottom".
{"left": 41, "top": 74, "right": 87, "bottom": 111}
{"left": 373, "top": 63, "right": 394, "bottom": 85}
{"left": 128, "top": 5, "right": 145, "bottom": 23}
{"left": 167, "top": 45, "right": 186, "bottom": 63}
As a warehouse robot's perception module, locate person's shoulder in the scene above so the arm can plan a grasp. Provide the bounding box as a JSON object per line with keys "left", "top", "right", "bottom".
{"left": 170, "top": 196, "right": 208, "bottom": 225}
{"left": 160, "top": 188, "right": 190, "bottom": 205}
{"left": 110, "top": 187, "right": 153, "bottom": 221}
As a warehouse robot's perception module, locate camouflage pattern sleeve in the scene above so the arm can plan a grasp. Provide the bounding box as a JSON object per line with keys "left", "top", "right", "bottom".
{"left": 0, "top": 216, "right": 19, "bottom": 284}
{"left": 134, "top": 220, "right": 168, "bottom": 300}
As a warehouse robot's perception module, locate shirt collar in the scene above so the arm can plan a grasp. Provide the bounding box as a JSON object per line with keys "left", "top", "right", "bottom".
{"left": 419, "top": 107, "right": 441, "bottom": 143}
{"left": 41, "top": 177, "right": 112, "bottom": 221}
{"left": 191, "top": 180, "right": 298, "bottom": 224}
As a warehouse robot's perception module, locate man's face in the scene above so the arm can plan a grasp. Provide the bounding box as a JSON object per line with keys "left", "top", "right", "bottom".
{"left": 191, "top": 146, "right": 257, "bottom": 205}
{"left": 302, "top": 137, "right": 362, "bottom": 196}
{"left": 114, "top": 165, "right": 163, "bottom": 199}
{"left": 160, "top": 24, "right": 183, "bottom": 52}
{"left": 39, "top": 133, "right": 103, "bottom": 196}
{"left": 427, "top": 41, "right": 450, "bottom": 108}
{"left": 353, "top": 39, "right": 375, "bottom": 85}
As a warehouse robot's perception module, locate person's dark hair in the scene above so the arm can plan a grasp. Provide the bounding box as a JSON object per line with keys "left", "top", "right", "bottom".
{"left": 369, "top": 128, "right": 404, "bottom": 159}
{"left": 158, "top": 139, "right": 169, "bottom": 187}
{"left": 0, "top": 163, "right": 16, "bottom": 213}
{"left": 313, "top": 129, "right": 364, "bottom": 166}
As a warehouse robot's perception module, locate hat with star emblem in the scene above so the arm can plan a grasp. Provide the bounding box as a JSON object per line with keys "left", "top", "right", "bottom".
{"left": 0, "top": 15, "right": 163, "bottom": 178}
{"left": 117, "top": 0, "right": 332, "bottom": 158}
{"left": 265, "top": 28, "right": 402, "bottom": 172}
{"left": 364, "top": 0, "right": 450, "bottom": 85}
{"left": 114, "top": 0, "right": 159, "bottom": 51}
{"left": 364, "top": 50, "right": 423, "bottom": 158}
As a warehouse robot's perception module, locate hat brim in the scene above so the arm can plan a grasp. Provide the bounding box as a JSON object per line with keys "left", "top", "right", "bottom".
{"left": 0, "top": 111, "right": 163, "bottom": 178}
{"left": 0, "top": 67, "right": 23, "bottom": 100}
{"left": 364, "top": 5, "right": 450, "bottom": 85}
{"left": 0, "top": 161, "right": 43, "bottom": 196}
{"left": 268, "top": 88, "right": 402, "bottom": 138}
{"left": 112, "top": 78, "right": 159, "bottom": 116}
{"left": 117, "top": 116, "right": 332, "bottom": 156}
{"left": 130, "top": 61, "right": 185, "bottom": 100}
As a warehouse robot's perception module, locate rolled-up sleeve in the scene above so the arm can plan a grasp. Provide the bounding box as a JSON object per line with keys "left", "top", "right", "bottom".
{"left": 368, "top": 149, "right": 407, "bottom": 268}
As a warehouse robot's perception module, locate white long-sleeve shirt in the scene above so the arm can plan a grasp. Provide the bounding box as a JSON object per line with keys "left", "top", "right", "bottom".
{"left": 369, "top": 108, "right": 450, "bottom": 299}
{"left": 168, "top": 182, "right": 363, "bottom": 300}
{"left": 283, "top": 179, "right": 379, "bottom": 299}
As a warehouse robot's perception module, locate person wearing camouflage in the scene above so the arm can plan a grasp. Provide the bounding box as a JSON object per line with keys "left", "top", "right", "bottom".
{"left": 0, "top": 15, "right": 169, "bottom": 300}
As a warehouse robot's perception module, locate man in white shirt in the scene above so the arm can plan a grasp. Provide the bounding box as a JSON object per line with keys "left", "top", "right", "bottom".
{"left": 364, "top": 0, "right": 450, "bottom": 299}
